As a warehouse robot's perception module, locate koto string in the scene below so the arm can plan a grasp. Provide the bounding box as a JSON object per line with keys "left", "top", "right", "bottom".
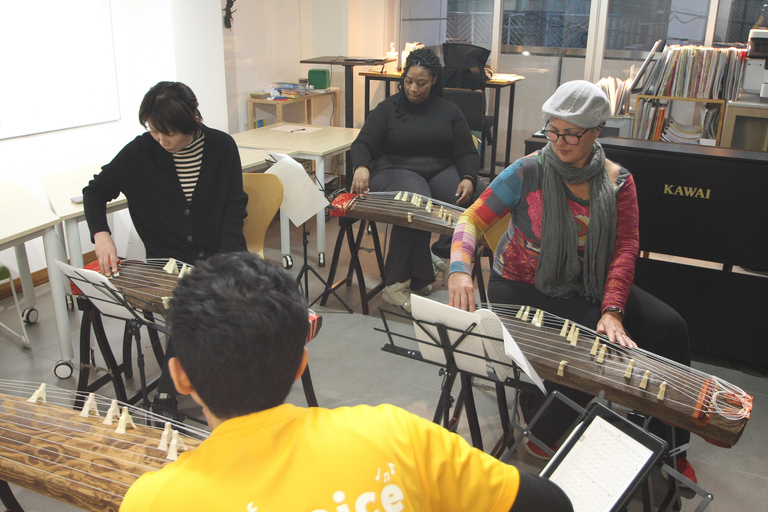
{"left": 484, "top": 303, "right": 750, "bottom": 420}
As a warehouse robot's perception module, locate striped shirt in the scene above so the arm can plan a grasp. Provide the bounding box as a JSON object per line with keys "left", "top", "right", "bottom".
{"left": 174, "top": 130, "right": 204, "bottom": 201}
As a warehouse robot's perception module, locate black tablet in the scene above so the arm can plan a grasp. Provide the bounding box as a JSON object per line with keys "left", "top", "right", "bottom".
{"left": 540, "top": 402, "right": 668, "bottom": 512}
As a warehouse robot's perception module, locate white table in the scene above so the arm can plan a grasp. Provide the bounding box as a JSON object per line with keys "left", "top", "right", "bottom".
{"left": 40, "top": 164, "right": 128, "bottom": 270}
{"left": 233, "top": 123, "right": 359, "bottom": 267}
{"left": 0, "top": 181, "right": 73, "bottom": 373}
{"left": 238, "top": 147, "right": 297, "bottom": 173}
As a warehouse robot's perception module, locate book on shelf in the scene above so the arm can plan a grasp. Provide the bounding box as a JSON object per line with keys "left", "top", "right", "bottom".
{"left": 642, "top": 44, "right": 747, "bottom": 101}
{"left": 597, "top": 76, "right": 631, "bottom": 116}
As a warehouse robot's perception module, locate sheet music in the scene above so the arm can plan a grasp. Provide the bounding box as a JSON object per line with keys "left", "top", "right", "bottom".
{"left": 410, "top": 295, "right": 487, "bottom": 375}
{"left": 266, "top": 154, "right": 328, "bottom": 227}
{"left": 475, "top": 309, "right": 546, "bottom": 394}
{"left": 545, "top": 416, "right": 654, "bottom": 512}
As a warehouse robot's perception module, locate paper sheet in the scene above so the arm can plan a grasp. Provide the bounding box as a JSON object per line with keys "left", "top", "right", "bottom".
{"left": 476, "top": 308, "right": 546, "bottom": 395}
{"left": 410, "top": 295, "right": 487, "bottom": 375}
{"left": 266, "top": 154, "right": 329, "bottom": 227}
{"left": 270, "top": 124, "right": 322, "bottom": 133}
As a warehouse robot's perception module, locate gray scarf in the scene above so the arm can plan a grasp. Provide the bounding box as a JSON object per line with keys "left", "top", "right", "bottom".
{"left": 534, "top": 141, "right": 616, "bottom": 303}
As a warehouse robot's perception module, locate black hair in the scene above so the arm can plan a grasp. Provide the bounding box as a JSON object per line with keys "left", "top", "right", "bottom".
{"left": 398, "top": 47, "right": 444, "bottom": 98}
{"left": 168, "top": 252, "right": 309, "bottom": 419}
{"left": 138, "top": 81, "right": 203, "bottom": 135}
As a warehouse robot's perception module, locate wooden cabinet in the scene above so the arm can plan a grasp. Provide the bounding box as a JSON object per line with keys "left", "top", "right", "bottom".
{"left": 247, "top": 88, "right": 340, "bottom": 129}
{"left": 721, "top": 98, "right": 768, "bottom": 151}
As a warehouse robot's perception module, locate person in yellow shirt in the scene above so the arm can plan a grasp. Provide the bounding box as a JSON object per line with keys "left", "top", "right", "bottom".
{"left": 119, "top": 252, "right": 572, "bottom": 512}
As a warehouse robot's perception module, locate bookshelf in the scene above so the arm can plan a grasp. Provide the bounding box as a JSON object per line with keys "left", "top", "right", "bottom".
{"left": 246, "top": 88, "right": 339, "bottom": 130}
{"left": 633, "top": 95, "right": 726, "bottom": 146}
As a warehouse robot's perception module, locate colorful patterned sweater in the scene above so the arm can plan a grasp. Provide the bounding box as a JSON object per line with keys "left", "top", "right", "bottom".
{"left": 450, "top": 154, "right": 639, "bottom": 313}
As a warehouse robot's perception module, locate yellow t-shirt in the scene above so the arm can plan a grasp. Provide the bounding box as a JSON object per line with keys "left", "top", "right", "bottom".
{"left": 120, "top": 403, "right": 520, "bottom": 512}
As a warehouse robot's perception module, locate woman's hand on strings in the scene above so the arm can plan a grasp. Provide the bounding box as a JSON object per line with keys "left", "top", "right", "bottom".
{"left": 350, "top": 166, "right": 370, "bottom": 195}
{"left": 448, "top": 272, "right": 476, "bottom": 312}
{"left": 94, "top": 231, "right": 119, "bottom": 277}
{"left": 597, "top": 312, "right": 637, "bottom": 349}
{"left": 455, "top": 179, "right": 474, "bottom": 205}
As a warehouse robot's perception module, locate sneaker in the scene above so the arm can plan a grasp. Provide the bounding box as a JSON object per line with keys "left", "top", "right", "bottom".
{"left": 431, "top": 252, "right": 449, "bottom": 279}
{"left": 413, "top": 284, "right": 432, "bottom": 296}
{"left": 524, "top": 440, "right": 555, "bottom": 460}
{"left": 381, "top": 280, "right": 412, "bottom": 312}
{"left": 152, "top": 393, "right": 184, "bottom": 423}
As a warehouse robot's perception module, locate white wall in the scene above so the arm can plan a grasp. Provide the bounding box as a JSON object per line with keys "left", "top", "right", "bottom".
{"left": 0, "top": 0, "right": 228, "bottom": 274}
{"left": 1, "top": 0, "right": 393, "bottom": 275}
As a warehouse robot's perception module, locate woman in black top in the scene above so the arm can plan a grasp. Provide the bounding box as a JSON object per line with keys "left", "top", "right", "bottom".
{"left": 83, "top": 81, "right": 248, "bottom": 418}
{"left": 349, "top": 48, "right": 483, "bottom": 311}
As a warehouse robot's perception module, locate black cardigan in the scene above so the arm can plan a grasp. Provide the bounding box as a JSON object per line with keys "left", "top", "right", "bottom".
{"left": 83, "top": 125, "right": 248, "bottom": 263}
{"left": 350, "top": 93, "right": 480, "bottom": 180}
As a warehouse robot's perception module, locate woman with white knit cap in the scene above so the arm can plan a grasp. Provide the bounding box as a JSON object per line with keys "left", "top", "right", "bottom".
{"left": 447, "top": 80, "right": 696, "bottom": 483}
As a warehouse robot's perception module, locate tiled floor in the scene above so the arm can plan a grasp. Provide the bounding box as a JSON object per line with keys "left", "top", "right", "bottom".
{"left": 1, "top": 216, "right": 766, "bottom": 511}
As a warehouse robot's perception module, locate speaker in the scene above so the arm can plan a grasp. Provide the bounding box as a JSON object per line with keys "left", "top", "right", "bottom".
{"left": 308, "top": 69, "right": 330, "bottom": 90}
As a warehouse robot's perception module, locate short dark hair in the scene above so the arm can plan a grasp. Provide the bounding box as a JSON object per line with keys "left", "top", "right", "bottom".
{"left": 398, "top": 47, "right": 444, "bottom": 97}
{"left": 138, "top": 81, "right": 203, "bottom": 135}
{"left": 168, "top": 252, "right": 309, "bottom": 419}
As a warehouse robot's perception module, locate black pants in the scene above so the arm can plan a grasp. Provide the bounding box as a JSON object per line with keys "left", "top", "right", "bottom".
{"left": 488, "top": 273, "right": 692, "bottom": 454}
{"left": 369, "top": 159, "right": 484, "bottom": 289}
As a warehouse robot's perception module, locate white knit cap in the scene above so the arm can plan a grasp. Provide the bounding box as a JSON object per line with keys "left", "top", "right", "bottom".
{"left": 541, "top": 80, "right": 610, "bottom": 129}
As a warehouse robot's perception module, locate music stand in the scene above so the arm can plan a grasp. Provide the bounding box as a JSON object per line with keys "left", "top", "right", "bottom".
{"left": 376, "top": 295, "right": 549, "bottom": 454}
{"left": 266, "top": 154, "right": 352, "bottom": 312}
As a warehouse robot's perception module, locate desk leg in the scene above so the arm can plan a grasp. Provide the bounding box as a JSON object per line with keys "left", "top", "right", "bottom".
{"left": 344, "top": 66, "right": 354, "bottom": 180}
{"left": 505, "top": 84, "right": 516, "bottom": 168}
{"left": 43, "top": 226, "right": 74, "bottom": 364}
{"left": 364, "top": 77, "right": 371, "bottom": 119}
{"left": 489, "top": 87, "right": 502, "bottom": 179}
{"left": 315, "top": 156, "right": 326, "bottom": 267}
{"left": 280, "top": 206, "right": 291, "bottom": 268}
{"left": 13, "top": 244, "right": 36, "bottom": 311}
{"left": 64, "top": 218, "right": 84, "bottom": 269}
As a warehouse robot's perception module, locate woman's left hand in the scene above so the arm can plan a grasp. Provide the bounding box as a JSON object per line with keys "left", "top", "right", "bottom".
{"left": 455, "top": 179, "right": 474, "bottom": 205}
{"left": 596, "top": 312, "right": 637, "bottom": 349}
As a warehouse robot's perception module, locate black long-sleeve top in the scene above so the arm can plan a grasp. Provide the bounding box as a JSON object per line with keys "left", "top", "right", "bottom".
{"left": 83, "top": 125, "right": 248, "bottom": 264}
{"left": 350, "top": 93, "right": 480, "bottom": 180}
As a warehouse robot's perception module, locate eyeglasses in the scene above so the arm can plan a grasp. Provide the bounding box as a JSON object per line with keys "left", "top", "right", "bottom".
{"left": 541, "top": 127, "right": 592, "bottom": 145}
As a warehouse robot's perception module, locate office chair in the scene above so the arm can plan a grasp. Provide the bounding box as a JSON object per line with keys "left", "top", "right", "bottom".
{"left": 0, "top": 262, "right": 30, "bottom": 348}
{"left": 443, "top": 87, "right": 493, "bottom": 163}
{"left": 242, "top": 172, "right": 284, "bottom": 258}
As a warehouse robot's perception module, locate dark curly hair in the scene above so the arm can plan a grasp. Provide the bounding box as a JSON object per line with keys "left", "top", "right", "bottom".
{"left": 398, "top": 47, "right": 444, "bottom": 98}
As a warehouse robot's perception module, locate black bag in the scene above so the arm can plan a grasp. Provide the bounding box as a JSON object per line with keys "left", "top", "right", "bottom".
{"left": 442, "top": 43, "right": 491, "bottom": 91}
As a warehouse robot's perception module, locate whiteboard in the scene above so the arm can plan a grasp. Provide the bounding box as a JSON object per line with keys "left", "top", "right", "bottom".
{"left": 0, "top": 0, "right": 120, "bottom": 140}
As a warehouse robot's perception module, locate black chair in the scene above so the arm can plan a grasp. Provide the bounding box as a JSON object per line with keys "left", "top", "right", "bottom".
{"left": 443, "top": 87, "right": 492, "bottom": 165}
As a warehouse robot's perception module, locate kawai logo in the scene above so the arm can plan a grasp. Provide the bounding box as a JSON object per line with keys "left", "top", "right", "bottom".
{"left": 663, "top": 184, "right": 711, "bottom": 199}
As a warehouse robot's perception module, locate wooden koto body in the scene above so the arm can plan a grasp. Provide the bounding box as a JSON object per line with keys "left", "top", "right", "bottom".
{"left": 0, "top": 391, "right": 204, "bottom": 512}
{"left": 490, "top": 304, "right": 752, "bottom": 448}
{"left": 330, "top": 191, "right": 465, "bottom": 236}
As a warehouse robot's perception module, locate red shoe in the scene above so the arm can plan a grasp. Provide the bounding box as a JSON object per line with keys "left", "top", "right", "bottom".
{"left": 676, "top": 457, "right": 697, "bottom": 485}
{"left": 524, "top": 440, "right": 555, "bottom": 460}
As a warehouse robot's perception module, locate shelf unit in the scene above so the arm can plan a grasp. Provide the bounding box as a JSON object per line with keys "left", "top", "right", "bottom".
{"left": 247, "top": 88, "right": 340, "bottom": 129}
{"left": 633, "top": 95, "right": 726, "bottom": 146}
{"left": 721, "top": 99, "right": 768, "bottom": 151}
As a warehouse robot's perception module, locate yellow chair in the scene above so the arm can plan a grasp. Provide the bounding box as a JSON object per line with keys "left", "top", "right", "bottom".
{"left": 242, "top": 173, "right": 284, "bottom": 258}
{"left": 474, "top": 213, "right": 512, "bottom": 304}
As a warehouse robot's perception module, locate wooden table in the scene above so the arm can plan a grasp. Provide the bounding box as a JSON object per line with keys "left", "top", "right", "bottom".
{"left": 41, "top": 164, "right": 127, "bottom": 270}
{"left": 247, "top": 88, "right": 340, "bottom": 129}
{"left": 238, "top": 147, "right": 299, "bottom": 173}
{"left": 233, "top": 123, "right": 360, "bottom": 267}
{"left": 0, "top": 182, "right": 73, "bottom": 372}
{"left": 360, "top": 70, "right": 525, "bottom": 178}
